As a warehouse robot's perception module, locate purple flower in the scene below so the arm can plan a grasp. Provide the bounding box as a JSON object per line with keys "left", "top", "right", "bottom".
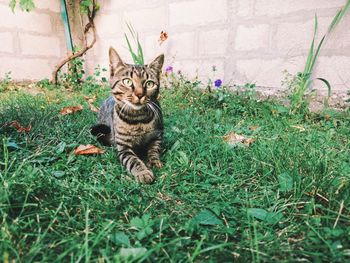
{"left": 214, "top": 79, "right": 222, "bottom": 88}
{"left": 165, "top": 66, "right": 173, "bottom": 73}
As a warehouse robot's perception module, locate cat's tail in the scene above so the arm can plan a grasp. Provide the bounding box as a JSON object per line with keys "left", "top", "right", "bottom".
{"left": 91, "top": 124, "right": 112, "bottom": 146}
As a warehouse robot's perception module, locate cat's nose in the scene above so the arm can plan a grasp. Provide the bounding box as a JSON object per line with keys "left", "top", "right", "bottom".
{"left": 134, "top": 88, "right": 144, "bottom": 99}
{"left": 135, "top": 93, "right": 143, "bottom": 99}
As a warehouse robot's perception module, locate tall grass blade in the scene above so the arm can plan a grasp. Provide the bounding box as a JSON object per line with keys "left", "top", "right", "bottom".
{"left": 124, "top": 22, "right": 144, "bottom": 65}
{"left": 124, "top": 33, "right": 140, "bottom": 64}
{"left": 309, "top": 35, "right": 326, "bottom": 74}
{"left": 303, "top": 15, "right": 317, "bottom": 74}
{"left": 137, "top": 33, "right": 144, "bottom": 65}
{"left": 316, "top": 78, "right": 332, "bottom": 97}
{"left": 328, "top": 0, "right": 350, "bottom": 33}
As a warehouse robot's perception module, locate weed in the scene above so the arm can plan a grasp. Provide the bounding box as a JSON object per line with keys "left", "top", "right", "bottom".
{"left": 58, "top": 55, "right": 85, "bottom": 87}
{"left": 288, "top": 1, "right": 350, "bottom": 113}
{"left": 0, "top": 72, "right": 12, "bottom": 92}
{"left": 124, "top": 22, "right": 144, "bottom": 65}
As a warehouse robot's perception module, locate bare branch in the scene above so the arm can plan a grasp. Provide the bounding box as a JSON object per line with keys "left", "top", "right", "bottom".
{"left": 51, "top": 1, "right": 98, "bottom": 84}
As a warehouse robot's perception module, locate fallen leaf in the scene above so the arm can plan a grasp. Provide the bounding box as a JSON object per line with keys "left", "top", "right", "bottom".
{"left": 2, "top": 121, "right": 32, "bottom": 132}
{"left": 88, "top": 103, "right": 99, "bottom": 113}
{"left": 74, "top": 144, "right": 105, "bottom": 155}
{"left": 84, "top": 96, "right": 99, "bottom": 113}
{"left": 60, "top": 105, "right": 83, "bottom": 115}
{"left": 290, "top": 125, "right": 305, "bottom": 132}
{"left": 243, "top": 138, "right": 256, "bottom": 145}
{"left": 158, "top": 31, "right": 168, "bottom": 45}
{"left": 192, "top": 209, "right": 223, "bottom": 226}
{"left": 223, "top": 132, "right": 255, "bottom": 146}
{"left": 83, "top": 95, "right": 96, "bottom": 103}
{"left": 249, "top": 125, "right": 260, "bottom": 131}
{"left": 324, "top": 114, "right": 331, "bottom": 121}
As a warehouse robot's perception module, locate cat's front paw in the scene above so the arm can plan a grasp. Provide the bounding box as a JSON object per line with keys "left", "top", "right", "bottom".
{"left": 135, "top": 169, "right": 155, "bottom": 184}
{"left": 148, "top": 159, "right": 163, "bottom": 169}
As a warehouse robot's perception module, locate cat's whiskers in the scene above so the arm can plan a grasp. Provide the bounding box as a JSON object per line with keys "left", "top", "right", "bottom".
{"left": 147, "top": 103, "right": 160, "bottom": 122}
{"left": 119, "top": 102, "right": 128, "bottom": 116}
{"left": 150, "top": 101, "right": 161, "bottom": 112}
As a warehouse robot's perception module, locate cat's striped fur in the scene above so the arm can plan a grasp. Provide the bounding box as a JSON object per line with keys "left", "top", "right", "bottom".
{"left": 91, "top": 47, "right": 164, "bottom": 184}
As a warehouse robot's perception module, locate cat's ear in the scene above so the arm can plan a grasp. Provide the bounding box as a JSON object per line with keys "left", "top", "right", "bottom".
{"left": 109, "top": 47, "right": 125, "bottom": 75}
{"left": 148, "top": 54, "right": 164, "bottom": 73}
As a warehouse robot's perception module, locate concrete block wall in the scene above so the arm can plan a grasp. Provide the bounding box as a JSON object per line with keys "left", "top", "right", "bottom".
{"left": 0, "top": 0, "right": 65, "bottom": 80}
{"left": 0, "top": 0, "right": 349, "bottom": 96}
{"left": 86, "top": 0, "right": 350, "bottom": 95}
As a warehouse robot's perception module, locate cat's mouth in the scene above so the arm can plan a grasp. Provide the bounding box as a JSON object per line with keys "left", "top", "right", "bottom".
{"left": 124, "top": 100, "right": 145, "bottom": 110}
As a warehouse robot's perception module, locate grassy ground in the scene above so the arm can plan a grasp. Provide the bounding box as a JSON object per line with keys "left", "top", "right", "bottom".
{"left": 0, "top": 82, "right": 349, "bottom": 262}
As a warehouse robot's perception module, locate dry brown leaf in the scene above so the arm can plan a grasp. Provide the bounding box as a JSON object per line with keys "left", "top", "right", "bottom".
{"left": 158, "top": 31, "right": 168, "bottom": 45}
{"left": 243, "top": 138, "right": 256, "bottom": 145}
{"left": 60, "top": 105, "right": 83, "bottom": 115}
{"left": 74, "top": 144, "right": 105, "bottom": 155}
{"left": 83, "top": 95, "right": 97, "bottom": 103}
{"left": 249, "top": 125, "right": 260, "bottom": 131}
{"left": 88, "top": 103, "right": 100, "bottom": 113}
{"left": 84, "top": 96, "right": 99, "bottom": 113}
{"left": 223, "top": 132, "right": 255, "bottom": 146}
{"left": 324, "top": 114, "right": 331, "bottom": 121}
{"left": 2, "top": 121, "right": 32, "bottom": 133}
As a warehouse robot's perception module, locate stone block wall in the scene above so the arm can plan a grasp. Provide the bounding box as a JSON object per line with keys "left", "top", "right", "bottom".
{"left": 0, "top": 0, "right": 65, "bottom": 80}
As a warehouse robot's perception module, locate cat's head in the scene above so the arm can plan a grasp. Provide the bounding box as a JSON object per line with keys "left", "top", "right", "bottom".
{"left": 109, "top": 47, "right": 164, "bottom": 110}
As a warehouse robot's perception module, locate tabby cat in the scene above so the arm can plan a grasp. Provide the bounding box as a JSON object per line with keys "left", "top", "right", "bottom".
{"left": 91, "top": 47, "right": 164, "bottom": 184}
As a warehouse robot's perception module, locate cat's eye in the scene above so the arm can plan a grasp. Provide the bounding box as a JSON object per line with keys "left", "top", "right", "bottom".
{"left": 145, "top": 81, "right": 155, "bottom": 89}
{"left": 122, "top": 78, "right": 133, "bottom": 87}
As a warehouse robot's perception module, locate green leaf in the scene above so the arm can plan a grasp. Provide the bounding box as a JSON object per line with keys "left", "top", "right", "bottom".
{"left": 55, "top": 142, "right": 66, "bottom": 155}
{"left": 247, "top": 208, "right": 283, "bottom": 225}
{"left": 278, "top": 172, "right": 293, "bottom": 192}
{"left": 192, "top": 209, "right": 223, "bottom": 226}
{"left": 113, "top": 232, "right": 130, "bottom": 247}
{"left": 9, "top": 0, "right": 16, "bottom": 12}
{"left": 247, "top": 208, "right": 268, "bottom": 221}
{"left": 136, "top": 227, "right": 153, "bottom": 240}
{"left": 130, "top": 214, "right": 154, "bottom": 240}
{"left": 6, "top": 141, "right": 19, "bottom": 149}
{"left": 52, "top": 171, "right": 65, "bottom": 178}
{"left": 130, "top": 216, "right": 143, "bottom": 228}
{"left": 120, "top": 247, "right": 147, "bottom": 259}
{"left": 265, "top": 212, "right": 284, "bottom": 225}
{"left": 19, "top": 0, "right": 35, "bottom": 12}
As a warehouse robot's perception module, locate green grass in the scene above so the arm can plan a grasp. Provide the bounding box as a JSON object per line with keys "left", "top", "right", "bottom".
{"left": 0, "top": 84, "right": 349, "bottom": 262}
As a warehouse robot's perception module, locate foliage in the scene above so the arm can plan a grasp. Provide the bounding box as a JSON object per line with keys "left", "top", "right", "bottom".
{"left": 9, "top": 0, "right": 35, "bottom": 12}
{"left": 124, "top": 22, "right": 145, "bottom": 65}
{"left": 1, "top": 74, "right": 349, "bottom": 261}
{"left": 0, "top": 72, "right": 12, "bottom": 92}
{"left": 80, "top": 0, "right": 100, "bottom": 14}
{"left": 59, "top": 56, "right": 85, "bottom": 87}
{"left": 9, "top": 0, "right": 99, "bottom": 13}
{"left": 288, "top": 0, "right": 350, "bottom": 113}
